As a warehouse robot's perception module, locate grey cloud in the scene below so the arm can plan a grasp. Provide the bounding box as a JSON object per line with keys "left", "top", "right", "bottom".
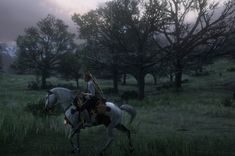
{"left": 0, "top": 0, "right": 75, "bottom": 42}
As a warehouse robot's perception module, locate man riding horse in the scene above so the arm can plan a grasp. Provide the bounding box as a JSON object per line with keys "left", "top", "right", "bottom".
{"left": 73, "top": 71, "right": 108, "bottom": 126}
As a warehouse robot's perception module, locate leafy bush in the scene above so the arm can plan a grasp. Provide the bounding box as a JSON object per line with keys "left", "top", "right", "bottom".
{"left": 120, "top": 91, "right": 138, "bottom": 101}
{"left": 182, "top": 79, "right": 189, "bottom": 83}
{"left": 27, "top": 81, "right": 54, "bottom": 90}
{"left": 156, "top": 82, "right": 174, "bottom": 90}
{"left": 25, "top": 98, "right": 61, "bottom": 117}
{"left": 226, "top": 66, "right": 235, "bottom": 72}
{"left": 221, "top": 98, "right": 232, "bottom": 107}
{"left": 24, "top": 98, "right": 47, "bottom": 117}
{"left": 192, "top": 71, "right": 210, "bottom": 76}
{"left": 27, "top": 81, "right": 40, "bottom": 90}
{"left": 103, "top": 88, "right": 118, "bottom": 94}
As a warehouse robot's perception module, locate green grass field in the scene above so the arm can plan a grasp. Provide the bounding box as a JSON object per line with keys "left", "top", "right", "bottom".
{"left": 0, "top": 59, "right": 235, "bottom": 156}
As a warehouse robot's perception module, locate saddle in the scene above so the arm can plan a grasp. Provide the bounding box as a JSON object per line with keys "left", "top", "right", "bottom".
{"left": 74, "top": 95, "right": 111, "bottom": 123}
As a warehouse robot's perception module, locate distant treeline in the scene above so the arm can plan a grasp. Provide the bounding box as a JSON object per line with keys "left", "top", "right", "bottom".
{"left": 11, "top": 0, "right": 235, "bottom": 99}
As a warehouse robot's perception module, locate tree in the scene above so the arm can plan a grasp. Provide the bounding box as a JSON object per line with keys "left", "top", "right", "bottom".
{"left": 58, "top": 51, "right": 81, "bottom": 88}
{"left": 16, "top": 15, "right": 75, "bottom": 88}
{"left": 223, "top": 29, "right": 235, "bottom": 59}
{"left": 72, "top": 7, "right": 122, "bottom": 93}
{"left": 73, "top": 0, "right": 167, "bottom": 99}
{"left": 158, "top": 0, "right": 235, "bottom": 88}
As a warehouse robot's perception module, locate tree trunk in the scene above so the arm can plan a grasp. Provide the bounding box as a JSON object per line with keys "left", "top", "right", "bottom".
{"left": 199, "top": 66, "right": 203, "bottom": 73}
{"left": 175, "top": 70, "right": 182, "bottom": 88}
{"left": 137, "top": 71, "right": 145, "bottom": 100}
{"left": 112, "top": 68, "right": 119, "bottom": 93}
{"left": 41, "top": 73, "right": 47, "bottom": 89}
{"left": 174, "top": 62, "right": 182, "bottom": 89}
{"left": 122, "top": 73, "right": 127, "bottom": 85}
{"left": 153, "top": 74, "right": 157, "bottom": 85}
{"left": 75, "top": 78, "right": 79, "bottom": 89}
{"left": 170, "top": 74, "right": 173, "bottom": 83}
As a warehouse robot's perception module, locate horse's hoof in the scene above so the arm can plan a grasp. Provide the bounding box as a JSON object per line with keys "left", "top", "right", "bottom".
{"left": 71, "top": 148, "right": 80, "bottom": 154}
{"left": 129, "top": 147, "right": 134, "bottom": 153}
{"left": 71, "top": 150, "right": 75, "bottom": 154}
{"left": 97, "top": 151, "right": 104, "bottom": 156}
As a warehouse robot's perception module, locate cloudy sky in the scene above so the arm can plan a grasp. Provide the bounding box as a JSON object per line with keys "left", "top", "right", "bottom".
{"left": 0, "top": 0, "right": 110, "bottom": 42}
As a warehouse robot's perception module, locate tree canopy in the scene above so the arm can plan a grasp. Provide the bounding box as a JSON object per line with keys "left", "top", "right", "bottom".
{"left": 72, "top": 0, "right": 235, "bottom": 99}
{"left": 16, "top": 14, "right": 76, "bottom": 88}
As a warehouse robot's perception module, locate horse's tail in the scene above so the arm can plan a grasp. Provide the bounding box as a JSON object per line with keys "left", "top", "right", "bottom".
{"left": 120, "top": 104, "right": 136, "bottom": 124}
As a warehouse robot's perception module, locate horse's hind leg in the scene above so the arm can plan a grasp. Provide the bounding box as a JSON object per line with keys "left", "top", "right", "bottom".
{"left": 115, "top": 124, "right": 134, "bottom": 153}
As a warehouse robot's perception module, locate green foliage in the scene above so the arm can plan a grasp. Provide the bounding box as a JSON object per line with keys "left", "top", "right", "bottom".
{"left": 15, "top": 14, "right": 75, "bottom": 88}
{"left": 25, "top": 98, "right": 61, "bottom": 117}
{"left": 221, "top": 98, "right": 233, "bottom": 107}
{"left": 57, "top": 52, "right": 81, "bottom": 88}
{"left": 27, "top": 81, "right": 40, "bottom": 90}
{"left": 226, "top": 66, "right": 235, "bottom": 72}
{"left": 120, "top": 90, "right": 138, "bottom": 101}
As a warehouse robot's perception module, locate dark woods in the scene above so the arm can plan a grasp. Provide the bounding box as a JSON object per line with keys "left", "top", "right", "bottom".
{"left": 14, "top": 0, "right": 235, "bottom": 99}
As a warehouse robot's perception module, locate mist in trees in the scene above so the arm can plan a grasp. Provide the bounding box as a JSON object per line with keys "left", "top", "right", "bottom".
{"left": 14, "top": 0, "right": 235, "bottom": 99}
{"left": 72, "top": 0, "right": 235, "bottom": 99}
{"left": 159, "top": 0, "right": 235, "bottom": 88}
{"left": 73, "top": 0, "right": 168, "bottom": 99}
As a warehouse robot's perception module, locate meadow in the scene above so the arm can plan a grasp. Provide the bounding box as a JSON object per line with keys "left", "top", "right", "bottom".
{"left": 0, "top": 59, "right": 235, "bottom": 156}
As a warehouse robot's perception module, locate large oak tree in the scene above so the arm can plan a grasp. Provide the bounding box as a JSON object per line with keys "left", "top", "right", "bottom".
{"left": 158, "top": 0, "right": 235, "bottom": 88}
{"left": 73, "top": 0, "right": 167, "bottom": 99}
{"left": 16, "top": 15, "right": 75, "bottom": 88}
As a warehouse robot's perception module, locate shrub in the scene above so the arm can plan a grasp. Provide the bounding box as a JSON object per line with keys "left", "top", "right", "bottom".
{"left": 182, "top": 79, "right": 189, "bottom": 83}
{"left": 24, "top": 98, "right": 47, "bottom": 117}
{"left": 192, "top": 71, "right": 210, "bottom": 76}
{"left": 221, "top": 98, "right": 232, "bottom": 107}
{"left": 45, "top": 81, "right": 54, "bottom": 89}
{"left": 103, "top": 88, "right": 118, "bottom": 94}
{"left": 156, "top": 82, "right": 174, "bottom": 90}
{"left": 27, "top": 81, "right": 40, "bottom": 90}
{"left": 25, "top": 98, "right": 61, "bottom": 117}
{"left": 120, "top": 91, "right": 138, "bottom": 101}
{"left": 226, "top": 67, "right": 235, "bottom": 72}
{"left": 27, "top": 81, "right": 54, "bottom": 90}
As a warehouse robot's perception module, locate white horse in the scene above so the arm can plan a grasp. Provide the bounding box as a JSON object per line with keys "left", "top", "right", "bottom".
{"left": 44, "top": 87, "right": 136, "bottom": 155}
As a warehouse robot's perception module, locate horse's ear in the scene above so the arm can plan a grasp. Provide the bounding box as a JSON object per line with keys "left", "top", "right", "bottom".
{"left": 48, "top": 90, "right": 53, "bottom": 95}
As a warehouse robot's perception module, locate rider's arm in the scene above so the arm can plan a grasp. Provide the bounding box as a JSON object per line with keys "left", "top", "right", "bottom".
{"left": 84, "top": 81, "right": 95, "bottom": 99}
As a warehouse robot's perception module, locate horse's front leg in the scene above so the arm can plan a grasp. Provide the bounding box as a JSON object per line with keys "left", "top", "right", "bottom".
{"left": 97, "top": 128, "right": 114, "bottom": 155}
{"left": 69, "top": 127, "right": 81, "bottom": 153}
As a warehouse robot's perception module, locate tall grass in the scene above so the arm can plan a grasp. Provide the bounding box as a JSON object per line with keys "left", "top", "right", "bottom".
{"left": 0, "top": 59, "right": 235, "bottom": 155}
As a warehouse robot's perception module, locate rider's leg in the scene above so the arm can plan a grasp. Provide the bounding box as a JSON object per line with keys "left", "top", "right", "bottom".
{"left": 81, "top": 109, "right": 93, "bottom": 127}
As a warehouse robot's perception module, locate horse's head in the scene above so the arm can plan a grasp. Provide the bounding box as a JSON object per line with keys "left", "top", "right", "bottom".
{"left": 44, "top": 90, "right": 57, "bottom": 112}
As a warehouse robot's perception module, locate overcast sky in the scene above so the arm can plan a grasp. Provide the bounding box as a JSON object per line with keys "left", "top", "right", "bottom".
{"left": 0, "top": 0, "right": 225, "bottom": 43}
{"left": 0, "top": 0, "right": 110, "bottom": 42}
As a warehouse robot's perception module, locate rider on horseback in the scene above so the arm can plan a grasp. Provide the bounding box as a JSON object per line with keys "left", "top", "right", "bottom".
{"left": 74, "top": 71, "right": 107, "bottom": 126}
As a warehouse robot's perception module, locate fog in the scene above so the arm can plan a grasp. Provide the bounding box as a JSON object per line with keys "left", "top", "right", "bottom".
{"left": 0, "top": 0, "right": 110, "bottom": 42}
